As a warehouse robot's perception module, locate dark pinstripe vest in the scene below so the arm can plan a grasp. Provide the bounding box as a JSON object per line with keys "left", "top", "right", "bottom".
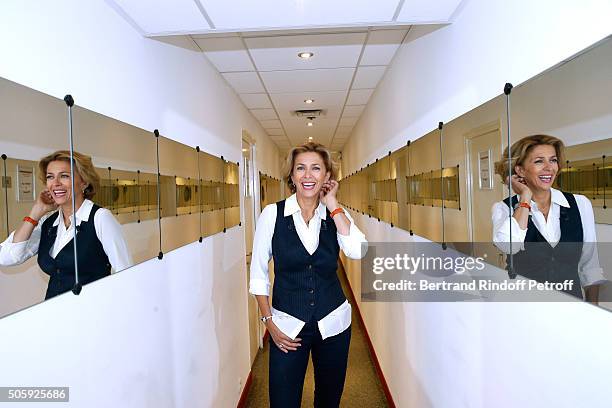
{"left": 271, "top": 200, "right": 346, "bottom": 322}
{"left": 38, "top": 205, "right": 111, "bottom": 300}
{"left": 503, "top": 192, "right": 584, "bottom": 299}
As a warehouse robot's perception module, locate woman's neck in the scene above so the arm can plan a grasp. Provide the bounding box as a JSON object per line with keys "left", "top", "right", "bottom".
{"left": 296, "top": 194, "right": 319, "bottom": 219}
{"left": 61, "top": 197, "right": 85, "bottom": 226}
{"left": 531, "top": 188, "right": 551, "bottom": 209}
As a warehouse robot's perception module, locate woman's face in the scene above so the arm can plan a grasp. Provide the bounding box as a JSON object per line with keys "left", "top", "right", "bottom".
{"left": 515, "top": 144, "right": 559, "bottom": 193}
{"left": 291, "top": 152, "right": 330, "bottom": 200}
{"left": 46, "top": 160, "right": 86, "bottom": 206}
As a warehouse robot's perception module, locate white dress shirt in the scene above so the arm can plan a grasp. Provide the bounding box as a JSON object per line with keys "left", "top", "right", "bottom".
{"left": 491, "top": 188, "right": 605, "bottom": 287}
{"left": 249, "top": 193, "right": 367, "bottom": 340}
{"left": 0, "top": 199, "right": 133, "bottom": 273}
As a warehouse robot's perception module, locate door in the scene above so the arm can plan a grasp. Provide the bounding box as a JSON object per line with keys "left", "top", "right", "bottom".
{"left": 466, "top": 122, "right": 505, "bottom": 267}
{"left": 242, "top": 135, "right": 259, "bottom": 365}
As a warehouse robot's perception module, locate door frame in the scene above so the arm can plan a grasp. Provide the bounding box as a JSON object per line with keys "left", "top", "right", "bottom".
{"left": 464, "top": 120, "right": 502, "bottom": 243}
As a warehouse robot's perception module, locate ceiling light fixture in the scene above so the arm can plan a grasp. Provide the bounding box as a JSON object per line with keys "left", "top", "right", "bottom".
{"left": 307, "top": 116, "right": 316, "bottom": 127}
{"left": 304, "top": 99, "right": 314, "bottom": 104}
{"left": 298, "top": 51, "right": 314, "bottom": 59}
{"left": 307, "top": 122, "right": 313, "bottom": 127}
{"left": 308, "top": 136, "right": 313, "bottom": 140}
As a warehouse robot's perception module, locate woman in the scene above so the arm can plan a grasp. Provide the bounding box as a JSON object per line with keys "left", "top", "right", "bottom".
{"left": 492, "top": 135, "right": 604, "bottom": 302}
{"left": 0, "top": 150, "right": 132, "bottom": 299}
{"left": 249, "top": 142, "right": 367, "bottom": 407}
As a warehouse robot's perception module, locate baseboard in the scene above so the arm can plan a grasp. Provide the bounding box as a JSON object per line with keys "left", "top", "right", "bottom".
{"left": 340, "top": 259, "right": 397, "bottom": 408}
{"left": 236, "top": 370, "right": 253, "bottom": 408}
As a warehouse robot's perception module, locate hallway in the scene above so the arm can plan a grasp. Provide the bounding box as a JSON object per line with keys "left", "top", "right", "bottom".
{"left": 244, "top": 264, "right": 389, "bottom": 407}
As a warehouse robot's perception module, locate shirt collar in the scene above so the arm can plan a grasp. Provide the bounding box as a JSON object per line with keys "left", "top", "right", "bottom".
{"left": 529, "top": 187, "right": 569, "bottom": 209}
{"left": 53, "top": 199, "right": 94, "bottom": 227}
{"left": 284, "top": 193, "right": 327, "bottom": 220}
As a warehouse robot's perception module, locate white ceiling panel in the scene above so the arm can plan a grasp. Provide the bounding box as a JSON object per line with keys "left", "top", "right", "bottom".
{"left": 199, "top": 0, "right": 401, "bottom": 30}
{"left": 352, "top": 66, "right": 386, "bottom": 89}
{"left": 260, "top": 119, "right": 282, "bottom": 129}
{"left": 245, "top": 33, "right": 366, "bottom": 71}
{"left": 269, "top": 91, "right": 347, "bottom": 118}
{"left": 346, "top": 88, "right": 374, "bottom": 105}
{"left": 266, "top": 129, "right": 285, "bottom": 136}
{"left": 261, "top": 68, "right": 354, "bottom": 93}
{"left": 396, "top": 0, "right": 463, "bottom": 22}
{"left": 194, "top": 37, "right": 254, "bottom": 72}
{"left": 239, "top": 93, "right": 272, "bottom": 109}
{"left": 250, "top": 109, "right": 278, "bottom": 120}
{"left": 342, "top": 105, "right": 366, "bottom": 117}
{"left": 222, "top": 72, "right": 264, "bottom": 93}
{"left": 339, "top": 116, "right": 358, "bottom": 127}
{"left": 111, "top": 0, "right": 210, "bottom": 33}
{"left": 336, "top": 125, "right": 354, "bottom": 134}
{"left": 360, "top": 29, "right": 407, "bottom": 65}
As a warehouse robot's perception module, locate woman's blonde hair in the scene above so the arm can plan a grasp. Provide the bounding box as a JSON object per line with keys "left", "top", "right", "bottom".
{"left": 494, "top": 135, "right": 565, "bottom": 184}
{"left": 38, "top": 150, "right": 100, "bottom": 200}
{"left": 282, "top": 142, "right": 338, "bottom": 193}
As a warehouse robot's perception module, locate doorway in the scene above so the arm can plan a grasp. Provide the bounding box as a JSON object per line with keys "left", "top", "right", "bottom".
{"left": 242, "top": 132, "right": 260, "bottom": 365}
{"left": 465, "top": 121, "right": 505, "bottom": 267}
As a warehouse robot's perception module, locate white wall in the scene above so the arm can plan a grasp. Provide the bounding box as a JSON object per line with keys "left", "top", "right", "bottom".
{"left": 0, "top": 1, "right": 281, "bottom": 407}
{"left": 341, "top": 0, "right": 612, "bottom": 407}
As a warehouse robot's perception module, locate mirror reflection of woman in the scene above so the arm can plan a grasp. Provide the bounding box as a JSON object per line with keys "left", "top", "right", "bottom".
{"left": 249, "top": 142, "right": 367, "bottom": 407}
{"left": 492, "top": 135, "right": 604, "bottom": 302}
{"left": 0, "top": 151, "right": 133, "bottom": 299}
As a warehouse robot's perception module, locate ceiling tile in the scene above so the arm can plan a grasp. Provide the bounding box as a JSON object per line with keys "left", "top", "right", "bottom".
{"left": 336, "top": 125, "right": 354, "bottom": 134}
{"left": 245, "top": 33, "right": 366, "bottom": 71}
{"left": 266, "top": 128, "right": 285, "bottom": 136}
{"left": 360, "top": 29, "right": 407, "bottom": 65}
{"left": 111, "top": 0, "right": 210, "bottom": 33}
{"left": 339, "top": 116, "right": 358, "bottom": 127}
{"left": 199, "top": 0, "right": 400, "bottom": 30}
{"left": 222, "top": 72, "right": 265, "bottom": 93}
{"left": 269, "top": 91, "right": 347, "bottom": 119}
{"left": 396, "top": 0, "right": 463, "bottom": 22}
{"left": 352, "top": 66, "right": 386, "bottom": 89}
{"left": 260, "top": 68, "right": 354, "bottom": 93}
{"left": 250, "top": 108, "right": 278, "bottom": 120}
{"left": 194, "top": 37, "right": 254, "bottom": 72}
{"left": 239, "top": 93, "right": 272, "bottom": 109}
{"left": 346, "top": 88, "right": 374, "bottom": 105}
{"left": 260, "top": 119, "right": 282, "bottom": 129}
{"left": 342, "top": 105, "right": 366, "bottom": 117}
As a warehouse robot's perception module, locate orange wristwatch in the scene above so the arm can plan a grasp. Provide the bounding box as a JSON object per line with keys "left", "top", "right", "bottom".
{"left": 23, "top": 216, "right": 39, "bottom": 226}
{"left": 516, "top": 202, "right": 531, "bottom": 211}
{"left": 330, "top": 208, "right": 345, "bottom": 218}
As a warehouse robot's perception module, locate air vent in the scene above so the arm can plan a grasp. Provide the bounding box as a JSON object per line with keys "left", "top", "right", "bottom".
{"left": 294, "top": 109, "right": 324, "bottom": 117}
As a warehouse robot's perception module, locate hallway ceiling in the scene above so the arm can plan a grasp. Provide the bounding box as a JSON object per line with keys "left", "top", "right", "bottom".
{"left": 108, "top": 0, "right": 464, "bottom": 152}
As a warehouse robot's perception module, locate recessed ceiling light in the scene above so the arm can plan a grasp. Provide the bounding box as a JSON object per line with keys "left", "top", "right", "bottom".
{"left": 308, "top": 136, "right": 313, "bottom": 140}
{"left": 298, "top": 51, "right": 314, "bottom": 59}
{"left": 307, "top": 122, "right": 313, "bottom": 127}
{"left": 304, "top": 99, "right": 314, "bottom": 104}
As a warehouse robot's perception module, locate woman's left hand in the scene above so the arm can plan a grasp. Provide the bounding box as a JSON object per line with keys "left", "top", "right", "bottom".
{"left": 319, "top": 180, "right": 339, "bottom": 207}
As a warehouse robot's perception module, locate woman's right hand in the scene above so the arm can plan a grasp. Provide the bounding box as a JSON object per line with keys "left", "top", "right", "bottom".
{"left": 266, "top": 320, "right": 301, "bottom": 353}
{"left": 507, "top": 175, "right": 532, "bottom": 202}
{"left": 30, "top": 189, "right": 57, "bottom": 220}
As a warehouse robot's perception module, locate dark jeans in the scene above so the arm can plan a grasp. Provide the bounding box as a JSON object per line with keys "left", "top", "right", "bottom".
{"left": 269, "top": 320, "right": 351, "bottom": 407}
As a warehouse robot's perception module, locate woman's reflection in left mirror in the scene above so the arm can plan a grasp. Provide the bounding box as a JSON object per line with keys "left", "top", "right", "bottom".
{"left": 0, "top": 150, "right": 133, "bottom": 299}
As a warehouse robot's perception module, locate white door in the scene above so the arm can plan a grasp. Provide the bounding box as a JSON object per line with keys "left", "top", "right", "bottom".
{"left": 242, "top": 137, "right": 259, "bottom": 365}
{"left": 466, "top": 123, "right": 505, "bottom": 267}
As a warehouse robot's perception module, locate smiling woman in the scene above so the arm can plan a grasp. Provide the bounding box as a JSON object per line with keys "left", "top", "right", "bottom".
{"left": 0, "top": 150, "right": 132, "bottom": 300}
{"left": 491, "top": 135, "right": 605, "bottom": 302}
{"left": 249, "top": 142, "right": 368, "bottom": 407}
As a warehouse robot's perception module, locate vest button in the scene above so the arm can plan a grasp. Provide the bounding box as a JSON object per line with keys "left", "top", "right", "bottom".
{"left": 309, "top": 288, "right": 314, "bottom": 294}
{"left": 309, "top": 301, "right": 315, "bottom": 306}
{"left": 308, "top": 264, "right": 312, "bottom": 270}
{"left": 56, "top": 269, "right": 60, "bottom": 274}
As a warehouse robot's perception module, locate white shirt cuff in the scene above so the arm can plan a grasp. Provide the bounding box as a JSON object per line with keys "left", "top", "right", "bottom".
{"left": 579, "top": 267, "right": 606, "bottom": 287}
{"left": 249, "top": 278, "right": 270, "bottom": 296}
